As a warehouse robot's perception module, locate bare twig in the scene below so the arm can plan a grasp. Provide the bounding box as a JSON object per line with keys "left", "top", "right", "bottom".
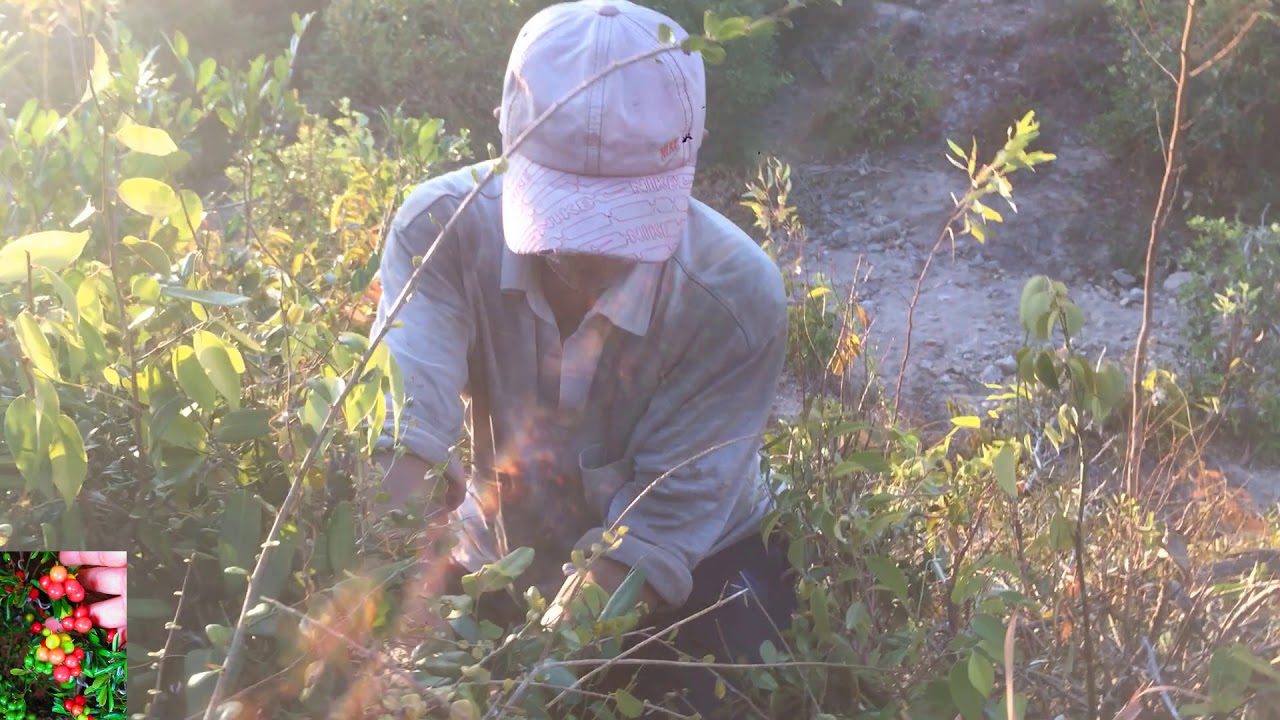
{"left": 1142, "top": 637, "right": 1183, "bottom": 720}
{"left": 1125, "top": 0, "right": 1198, "bottom": 497}
{"left": 147, "top": 552, "right": 198, "bottom": 720}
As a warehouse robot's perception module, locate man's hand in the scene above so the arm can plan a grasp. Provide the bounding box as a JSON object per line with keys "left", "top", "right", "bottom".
{"left": 369, "top": 450, "right": 460, "bottom": 640}
{"left": 544, "top": 556, "right": 663, "bottom": 627}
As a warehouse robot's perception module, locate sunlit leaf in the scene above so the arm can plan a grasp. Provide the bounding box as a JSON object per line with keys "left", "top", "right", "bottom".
{"left": 118, "top": 177, "right": 181, "bottom": 218}
{"left": 0, "top": 231, "right": 92, "bottom": 285}
{"left": 193, "top": 330, "right": 242, "bottom": 411}
{"left": 115, "top": 123, "right": 179, "bottom": 156}
{"left": 161, "top": 286, "right": 250, "bottom": 307}
{"left": 14, "top": 311, "right": 58, "bottom": 380}
{"left": 49, "top": 414, "right": 87, "bottom": 507}
{"left": 993, "top": 444, "right": 1017, "bottom": 498}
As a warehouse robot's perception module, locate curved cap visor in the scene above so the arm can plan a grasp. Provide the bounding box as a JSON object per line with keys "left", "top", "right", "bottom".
{"left": 502, "top": 151, "right": 694, "bottom": 261}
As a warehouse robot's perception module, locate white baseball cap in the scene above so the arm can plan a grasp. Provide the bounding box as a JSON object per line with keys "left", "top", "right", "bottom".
{"left": 498, "top": 0, "right": 707, "bottom": 262}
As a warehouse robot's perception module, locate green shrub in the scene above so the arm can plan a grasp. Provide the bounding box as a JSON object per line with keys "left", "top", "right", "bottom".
{"left": 1179, "top": 216, "right": 1280, "bottom": 457}
{"left": 307, "top": 0, "right": 791, "bottom": 167}
{"left": 811, "top": 32, "right": 941, "bottom": 152}
{"left": 304, "top": 0, "right": 527, "bottom": 152}
{"left": 1092, "top": 0, "right": 1280, "bottom": 215}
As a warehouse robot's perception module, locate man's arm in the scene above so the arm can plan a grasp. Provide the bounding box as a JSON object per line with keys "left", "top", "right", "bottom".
{"left": 369, "top": 185, "right": 475, "bottom": 511}
{"left": 568, "top": 313, "right": 789, "bottom": 612}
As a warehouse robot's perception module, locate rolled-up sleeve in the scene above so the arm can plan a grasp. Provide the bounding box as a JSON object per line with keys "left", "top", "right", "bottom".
{"left": 371, "top": 189, "right": 474, "bottom": 499}
{"left": 574, "top": 314, "right": 788, "bottom": 608}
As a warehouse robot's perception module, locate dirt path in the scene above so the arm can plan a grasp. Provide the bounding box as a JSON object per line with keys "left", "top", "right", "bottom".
{"left": 752, "top": 0, "right": 1280, "bottom": 508}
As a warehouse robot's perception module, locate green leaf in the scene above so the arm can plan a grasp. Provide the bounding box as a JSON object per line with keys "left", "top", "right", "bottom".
{"left": 161, "top": 285, "right": 250, "bottom": 307}
{"left": 657, "top": 23, "right": 673, "bottom": 44}
{"left": 115, "top": 123, "right": 178, "bottom": 156}
{"left": 1035, "top": 350, "right": 1059, "bottom": 391}
{"left": 832, "top": 450, "right": 891, "bottom": 476}
{"left": 15, "top": 310, "right": 58, "bottom": 379}
{"left": 951, "top": 415, "right": 981, "bottom": 429}
{"left": 39, "top": 268, "right": 80, "bottom": 327}
{"left": 967, "top": 652, "right": 994, "bottom": 698}
{"left": 171, "top": 189, "right": 206, "bottom": 240}
{"left": 699, "top": 43, "right": 727, "bottom": 64}
{"left": 493, "top": 546, "right": 535, "bottom": 579}
{"left": 205, "top": 624, "right": 231, "bottom": 650}
{"left": 993, "top": 444, "right": 1017, "bottom": 498}
{"left": 599, "top": 566, "right": 647, "bottom": 620}
{"left": 256, "top": 531, "right": 297, "bottom": 611}
{"left": 82, "top": 38, "right": 111, "bottom": 102}
{"left": 4, "top": 395, "right": 54, "bottom": 498}
{"left": 949, "top": 660, "right": 985, "bottom": 720}
{"left": 1062, "top": 302, "right": 1085, "bottom": 338}
{"left": 866, "top": 556, "right": 908, "bottom": 603}
{"left": 173, "top": 345, "right": 221, "bottom": 412}
{"left": 0, "top": 230, "right": 92, "bottom": 285}
{"left": 49, "top": 415, "right": 87, "bottom": 507}
{"left": 193, "top": 330, "right": 242, "bottom": 410}
{"left": 215, "top": 408, "right": 273, "bottom": 443}
{"left": 613, "top": 688, "right": 644, "bottom": 719}
{"left": 326, "top": 501, "right": 356, "bottom": 577}
{"left": 118, "top": 177, "right": 181, "bottom": 218}
{"left": 810, "top": 585, "right": 832, "bottom": 639}
{"left": 219, "top": 489, "right": 263, "bottom": 594}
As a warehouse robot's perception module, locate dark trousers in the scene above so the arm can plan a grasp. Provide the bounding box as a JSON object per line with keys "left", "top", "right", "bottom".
{"left": 445, "top": 532, "right": 795, "bottom": 718}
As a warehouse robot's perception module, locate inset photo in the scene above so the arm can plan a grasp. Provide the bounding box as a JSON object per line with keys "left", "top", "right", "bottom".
{"left": 1, "top": 550, "right": 127, "bottom": 719}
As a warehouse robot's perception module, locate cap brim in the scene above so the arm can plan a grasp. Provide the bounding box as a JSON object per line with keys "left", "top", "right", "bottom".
{"left": 501, "top": 152, "right": 694, "bottom": 262}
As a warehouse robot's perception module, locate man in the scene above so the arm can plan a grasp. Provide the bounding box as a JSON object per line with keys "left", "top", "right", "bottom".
{"left": 368, "top": 0, "right": 793, "bottom": 715}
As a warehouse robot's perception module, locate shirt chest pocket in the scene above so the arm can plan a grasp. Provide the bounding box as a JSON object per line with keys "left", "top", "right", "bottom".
{"left": 579, "top": 442, "right": 632, "bottom": 522}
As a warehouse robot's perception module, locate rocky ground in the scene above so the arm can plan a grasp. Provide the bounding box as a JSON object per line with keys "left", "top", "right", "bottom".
{"left": 743, "top": 0, "right": 1280, "bottom": 508}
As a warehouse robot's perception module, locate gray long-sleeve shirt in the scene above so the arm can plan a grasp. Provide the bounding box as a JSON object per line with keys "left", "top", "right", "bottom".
{"left": 371, "top": 160, "right": 787, "bottom": 607}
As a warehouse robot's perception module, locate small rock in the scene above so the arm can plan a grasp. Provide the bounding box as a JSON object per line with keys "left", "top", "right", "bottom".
{"left": 1164, "top": 271, "right": 1194, "bottom": 293}
{"left": 996, "top": 355, "right": 1018, "bottom": 374}
{"left": 826, "top": 229, "right": 854, "bottom": 249}
{"left": 866, "top": 221, "right": 903, "bottom": 245}
{"left": 1121, "top": 288, "right": 1144, "bottom": 307}
{"left": 1111, "top": 269, "right": 1137, "bottom": 288}
{"left": 980, "top": 364, "right": 1002, "bottom": 385}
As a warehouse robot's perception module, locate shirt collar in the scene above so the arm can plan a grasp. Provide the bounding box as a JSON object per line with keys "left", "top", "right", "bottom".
{"left": 500, "top": 245, "right": 662, "bottom": 337}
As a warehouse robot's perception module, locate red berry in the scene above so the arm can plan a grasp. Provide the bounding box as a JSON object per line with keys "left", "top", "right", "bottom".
{"left": 74, "top": 606, "right": 89, "bottom": 619}
{"left": 4, "top": 585, "right": 11, "bottom": 592}
{"left": 28, "top": 587, "right": 37, "bottom": 599}
{"left": 49, "top": 565, "right": 67, "bottom": 583}
{"left": 38, "top": 575, "right": 50, "bottom": 590}
{"left": 16, "top": 570, "right": 24, "bottom": 579}
{"left": 72, "top": 647, "right": 84, "bottom": 660}
{"left": 31, "top": 622, "right": 41, "bottom": 633}
{"left": 52, "top": 665, "right": 71, "bottom": 683}
{"left": 64, "top": 654, "right": 79, "bottom": 669}
{"left": 70, "top": 707, "right": 82, "bottom": 717}
{"left": 70, "top": 666, "right": 81, "bottom": 677}
{"left": 76, "top": 697, "right": 86, "bottom": 706}
{"left": 64, "top": 699, "right": 74, "bottom": 711}
{"left": 74, "top": 617, "right": 92, "bottom": 633}
{"left": 105, "top": 629, "right": 116, "bottom": 642}
{"left": 47, "top": 581, "right": 65, "bottom": 600}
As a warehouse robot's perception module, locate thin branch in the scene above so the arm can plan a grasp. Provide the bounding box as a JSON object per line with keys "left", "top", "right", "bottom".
{"left": 1142, "top": 637, "right": 1184, "bottom": 720}
{"left": 1190, "top": 9, "right": 1262, "bottom": 77}
{"left": 1125, "top": 0, "right": 1198, "bottom": 497}
{"left": 147, "top": 552, "right": 197, "bottom": 720}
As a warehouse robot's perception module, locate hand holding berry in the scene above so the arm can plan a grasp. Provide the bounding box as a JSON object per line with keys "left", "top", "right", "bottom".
{"left": 58, "top": 551, "right": 127, "bottom": 637}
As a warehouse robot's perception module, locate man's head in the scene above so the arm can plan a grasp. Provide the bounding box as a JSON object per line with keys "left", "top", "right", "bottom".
{"left": 496, "top": 0, "right": 706, "bottom": 285}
